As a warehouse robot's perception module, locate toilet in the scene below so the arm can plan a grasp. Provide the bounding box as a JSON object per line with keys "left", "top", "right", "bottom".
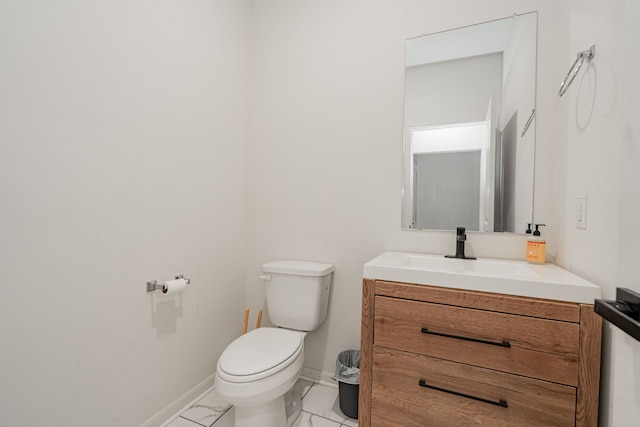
{"left": 215, "top": 260, "right": 334, "bottom": 427}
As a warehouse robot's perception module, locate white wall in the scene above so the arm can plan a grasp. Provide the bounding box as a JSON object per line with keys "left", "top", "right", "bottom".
{"left": 248, "top": 1, "right": 640, "bottom": 424}
{"left": 556, "top": 1, "right": 640, "bottom": 426}
{"left": 2, "top": 1, "right": 638, "bottom": 425}
{"left": 247, "top": 0, "right": 564, "bottom": 376}
{"left": 0, "top": 1, "right": 249, "bottom": 425}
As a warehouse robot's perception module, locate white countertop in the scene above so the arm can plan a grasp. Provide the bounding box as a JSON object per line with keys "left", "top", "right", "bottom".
{"left": 363, "top": 251, "right": 601, "bottom": 304}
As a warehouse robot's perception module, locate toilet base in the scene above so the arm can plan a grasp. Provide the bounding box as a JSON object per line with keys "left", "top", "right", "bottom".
{"left": 232, "top": 388, "right": 302, "bottom": 427}
{"left": 285, "top": 388, "right": 302, "bottom": 426}
{"left": 234, "top": 395, "right": 286, "bottom": 427}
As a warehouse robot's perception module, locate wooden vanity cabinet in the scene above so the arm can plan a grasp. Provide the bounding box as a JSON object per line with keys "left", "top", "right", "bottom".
{"left": 359, "top": 279, "right": 602, "bottom": 427}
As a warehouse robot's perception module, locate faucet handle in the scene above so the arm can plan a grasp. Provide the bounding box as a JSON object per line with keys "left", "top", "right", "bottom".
{"left": 456, "top": 226, "right": 466, "bottom": 235}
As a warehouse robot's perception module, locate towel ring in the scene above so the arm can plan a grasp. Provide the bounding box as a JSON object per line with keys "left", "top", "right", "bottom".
{"left": 559, "top": 45, "right": 596, "bottom": 97}
{"left": 521, "top": 109, "right": 535, "bottom": 137}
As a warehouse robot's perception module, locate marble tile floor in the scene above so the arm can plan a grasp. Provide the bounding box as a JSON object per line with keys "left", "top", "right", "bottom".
{"left": 164, "top": 378, "right": 358, "bottom": 427}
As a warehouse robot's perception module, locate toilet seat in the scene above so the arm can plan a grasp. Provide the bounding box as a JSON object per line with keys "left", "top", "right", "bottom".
{"left": 217, "top": 328, "right": 303, "bottom": 384}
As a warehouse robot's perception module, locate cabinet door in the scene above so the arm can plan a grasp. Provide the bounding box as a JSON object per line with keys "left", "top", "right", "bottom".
{"left": 372, "top": 347, "right": 576, "bottom": 427}
{"left": 374, "top": 296, "right": 580, "bottom": 385}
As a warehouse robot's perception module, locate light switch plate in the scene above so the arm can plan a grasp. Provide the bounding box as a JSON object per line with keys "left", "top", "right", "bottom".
{"left": 576, "top": 195, "right": 587, "bottom": 229}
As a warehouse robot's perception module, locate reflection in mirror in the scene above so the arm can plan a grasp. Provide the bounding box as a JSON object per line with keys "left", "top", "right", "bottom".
{"left": 402, "top": 12, "right": 537, "bottom": 233}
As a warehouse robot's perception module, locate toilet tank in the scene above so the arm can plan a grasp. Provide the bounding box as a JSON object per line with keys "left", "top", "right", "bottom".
{"left": 261, "top": 260, "right": 334, "bottom": 331}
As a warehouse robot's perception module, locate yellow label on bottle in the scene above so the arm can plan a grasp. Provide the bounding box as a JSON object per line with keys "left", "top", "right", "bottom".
{"left": 527, "top": 241, "right": 546, "bottom": 264}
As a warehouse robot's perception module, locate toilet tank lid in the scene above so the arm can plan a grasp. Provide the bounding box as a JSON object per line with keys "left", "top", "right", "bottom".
{"left": 262, "top": 260, "right": 334, "bottom": 276}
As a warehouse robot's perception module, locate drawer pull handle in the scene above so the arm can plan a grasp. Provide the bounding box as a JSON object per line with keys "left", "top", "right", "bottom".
{"left": 421, "top": 327, "right": 511, "bottom": 348}
{"left": 418, "top": 379, "right": 508, "bottom": 408}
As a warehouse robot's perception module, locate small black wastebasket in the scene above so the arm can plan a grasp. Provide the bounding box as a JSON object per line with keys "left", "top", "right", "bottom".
{"left": 333, "top": 349, "right": 360, "bottom": 419}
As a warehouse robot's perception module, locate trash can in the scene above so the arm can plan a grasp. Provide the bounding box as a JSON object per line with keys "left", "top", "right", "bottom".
{"left": 333, "top": 349, "right": 360, "bottom": 419}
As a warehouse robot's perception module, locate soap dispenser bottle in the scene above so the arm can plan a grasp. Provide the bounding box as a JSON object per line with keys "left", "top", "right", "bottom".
{"left": 526, "top": 224, "right": 546, "bottom": 264}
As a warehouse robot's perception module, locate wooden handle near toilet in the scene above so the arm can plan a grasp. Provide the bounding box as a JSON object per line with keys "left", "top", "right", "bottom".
{"left": 256, "top": 310, "right": 263, "bottom": 329}
{"left": 242, "top": 307, "right": 249, "bottom": 334}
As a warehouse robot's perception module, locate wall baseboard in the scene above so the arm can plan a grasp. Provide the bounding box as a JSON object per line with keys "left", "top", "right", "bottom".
{"left": 300, "top": 366, "right": 337, "bottom": 388}
{"left": 140, "top": 367, "right": 336, "bottom": 426}
{"left": 139, "top": 374, "right": 216, "bottom": 427}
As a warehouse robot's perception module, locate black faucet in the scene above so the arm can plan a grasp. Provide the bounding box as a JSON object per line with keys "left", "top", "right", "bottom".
{"left": 445, "top": 227, "right": 476, "bottom": 260}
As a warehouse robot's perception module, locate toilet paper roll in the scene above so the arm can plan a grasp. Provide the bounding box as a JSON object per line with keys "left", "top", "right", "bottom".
{"left": 162, "top": 278, "right": 188, "bottom": 295}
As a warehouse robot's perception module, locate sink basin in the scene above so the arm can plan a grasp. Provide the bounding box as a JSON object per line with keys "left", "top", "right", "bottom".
{"left": 363, "top": 251, "right": 600, "bottom": 304}
{"left": 401, "top": 254, "right": 538, "bottom": 278}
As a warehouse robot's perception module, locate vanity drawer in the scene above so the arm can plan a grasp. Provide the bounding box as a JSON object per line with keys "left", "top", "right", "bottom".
{"left": 374, "top": 296, "right": 580, "bottom": 385}
{"left": 371, "top": 346, "right": 576, "bottom": 427}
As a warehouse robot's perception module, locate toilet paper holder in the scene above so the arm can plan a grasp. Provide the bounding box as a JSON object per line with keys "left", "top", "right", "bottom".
{"left": 146, "top": 274, "right": 191, "bottom": 293}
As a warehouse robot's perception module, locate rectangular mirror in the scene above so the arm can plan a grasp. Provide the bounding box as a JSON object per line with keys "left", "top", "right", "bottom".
{"left": 401, "top": 12, "right": 538, "bottom": 233}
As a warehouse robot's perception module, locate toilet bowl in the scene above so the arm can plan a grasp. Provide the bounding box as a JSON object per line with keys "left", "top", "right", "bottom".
{"left": 215, "top": 328, "right": 306, "bottom": 427}
{"left": 215, "top": 260, "right": 334, "bottom": 427}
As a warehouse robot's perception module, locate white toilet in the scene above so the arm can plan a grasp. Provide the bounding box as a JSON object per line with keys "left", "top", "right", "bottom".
{"left": 215, "top": 260, "right": 334, "bottom": 427}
